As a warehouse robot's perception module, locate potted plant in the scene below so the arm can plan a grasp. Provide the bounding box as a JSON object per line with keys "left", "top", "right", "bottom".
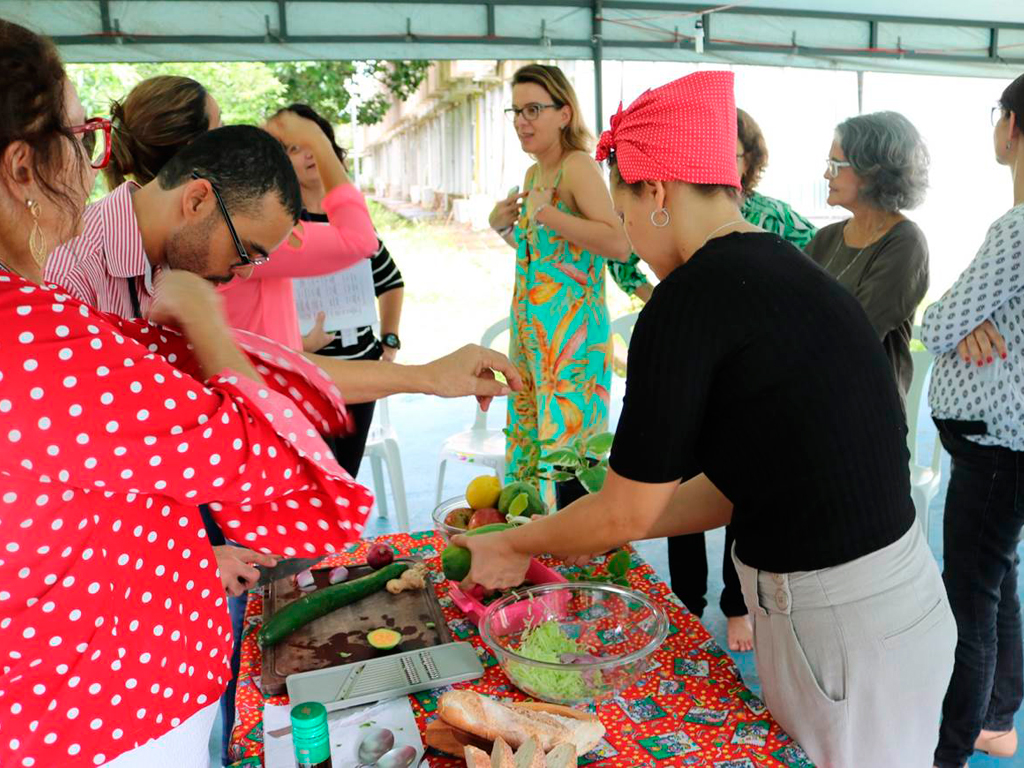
{"left": 541, "top": 432, "right": 614, "bottom": 510}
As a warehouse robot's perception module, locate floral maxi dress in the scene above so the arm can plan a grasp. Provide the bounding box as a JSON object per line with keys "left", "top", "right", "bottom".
{"left": 505, "top": 165, "right": 647, "bottom": 483}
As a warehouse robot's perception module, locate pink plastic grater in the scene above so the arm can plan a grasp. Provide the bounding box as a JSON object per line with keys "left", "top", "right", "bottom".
{"left": 449, "top": 558, "right": 568, "bottom": 629}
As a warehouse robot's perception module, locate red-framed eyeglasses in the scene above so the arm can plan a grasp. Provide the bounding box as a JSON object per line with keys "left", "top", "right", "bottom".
{"left": 69, "top": 117, "right": 112, "bottom": 170}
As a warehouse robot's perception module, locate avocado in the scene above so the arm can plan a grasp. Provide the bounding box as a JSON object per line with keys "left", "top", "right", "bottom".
{"left": 497, "top": 481, "right": 545, "bottom": 518}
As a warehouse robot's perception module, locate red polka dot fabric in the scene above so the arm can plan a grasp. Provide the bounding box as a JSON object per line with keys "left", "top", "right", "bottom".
{"left": 0, "top": 272, "right": 373, "bottom": 766}
{"left": 595, "top": 70, "right": 741, "bottom": 189}
{"left": 229, "top": 534, "right": 811, "bottom": 768}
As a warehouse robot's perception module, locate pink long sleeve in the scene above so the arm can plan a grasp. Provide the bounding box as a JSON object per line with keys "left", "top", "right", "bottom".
{"left": 252, "top": 184, "right": 377, "bottom": 279}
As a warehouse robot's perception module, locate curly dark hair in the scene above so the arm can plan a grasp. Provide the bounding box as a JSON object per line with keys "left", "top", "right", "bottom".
{"left": 0, "top": 19, "right": 85, "bottom": 225}
{"left": 106, "top": 75, "right": 210, "bottom": 189}
{"left": 736, "top": 108, "right": 768, "bottom": 196}
{"left": 276, "top": 103, "right": 348, "bottom": 171}
{"left": 157, "top": 125, "right": 302, "bottom": 223}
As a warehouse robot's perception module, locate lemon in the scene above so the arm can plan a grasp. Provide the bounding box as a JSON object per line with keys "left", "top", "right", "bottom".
{"left": 465, "top": 475, "right": 502, "bottom": 510}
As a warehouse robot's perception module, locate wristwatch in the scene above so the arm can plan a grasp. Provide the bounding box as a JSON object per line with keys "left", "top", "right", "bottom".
{"left": 382, "top": 333, "right": 401, "bottom": 350}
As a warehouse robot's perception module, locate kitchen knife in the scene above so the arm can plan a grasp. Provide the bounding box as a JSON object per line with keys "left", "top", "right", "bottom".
{"left": 255, "top": 555, "right": 329, "bottom": 587}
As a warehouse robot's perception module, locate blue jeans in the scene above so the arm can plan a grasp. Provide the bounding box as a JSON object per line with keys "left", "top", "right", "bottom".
{"left": 934, "top": 420, "right": 1024, "bottom": 768}
{"left": 220, "top": 592, "right": 247, "bottom": 765}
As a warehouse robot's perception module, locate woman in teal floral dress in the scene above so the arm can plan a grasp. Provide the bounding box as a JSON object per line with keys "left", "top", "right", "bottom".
{"left": 488, "top": 64, "right": 649, "bottom": 486}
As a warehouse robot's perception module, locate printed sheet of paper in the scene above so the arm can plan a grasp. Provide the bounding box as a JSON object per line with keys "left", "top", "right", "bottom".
{"left": 294, "top": 259, "right": 377, "bottom": 334}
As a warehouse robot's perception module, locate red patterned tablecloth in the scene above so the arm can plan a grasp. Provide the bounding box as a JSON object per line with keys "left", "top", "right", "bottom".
{"left": 227, "top": 531, "right": 813, "bottom": 768}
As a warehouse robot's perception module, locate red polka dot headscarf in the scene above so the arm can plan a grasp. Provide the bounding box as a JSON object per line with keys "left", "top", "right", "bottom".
{"left": 596, "top": 70, "right": 740, "bottom": 189}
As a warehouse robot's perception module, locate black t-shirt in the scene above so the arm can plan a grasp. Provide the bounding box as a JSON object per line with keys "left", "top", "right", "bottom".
{"left": 610, "top": 232, "right": 914, "bottom": 573}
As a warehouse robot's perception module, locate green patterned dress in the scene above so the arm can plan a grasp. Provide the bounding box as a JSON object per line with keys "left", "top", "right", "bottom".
{"left": 505, "top": 162, "right": 648, "bottom": 484}
{"left": 741, "top": 190, "right": 817, "bottom": 249}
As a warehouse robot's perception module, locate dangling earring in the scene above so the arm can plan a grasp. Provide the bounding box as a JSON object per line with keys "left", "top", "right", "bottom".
{"left": 650, "top": 208, "right": 670, "bottom": 228}
{"left": 26, "top": 199, "right": 46, "bottom": 265}
{"left": 1007, "top": 141, "right": 1013, "bottom": 150}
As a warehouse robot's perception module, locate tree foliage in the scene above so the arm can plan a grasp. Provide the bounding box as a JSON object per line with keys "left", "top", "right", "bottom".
{"left": 271, "top": 60, "right": 430, "bottom": 126}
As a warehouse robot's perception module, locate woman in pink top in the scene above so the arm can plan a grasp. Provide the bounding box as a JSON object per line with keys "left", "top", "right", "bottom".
{"left": 219, "top": 109, "right": 378, "bottom": 348}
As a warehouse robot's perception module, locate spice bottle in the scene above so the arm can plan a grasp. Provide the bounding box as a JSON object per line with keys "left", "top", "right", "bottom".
{"left": 290, "top": 701, "right": 334, "bottom": 768}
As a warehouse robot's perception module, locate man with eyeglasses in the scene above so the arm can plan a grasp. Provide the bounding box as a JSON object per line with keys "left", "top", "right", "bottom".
{"left": 47, "top": 125, "right": 307, "bottom": 319}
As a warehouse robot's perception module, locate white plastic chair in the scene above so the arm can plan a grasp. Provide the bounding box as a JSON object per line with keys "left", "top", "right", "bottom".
{"left": 363, "top": 397, "right": 410, "bottom": 531}
{"left": 610, "top": 311, "right": 639, "bottom": 348}
{"left": 434, "top": 318, "right": 510, "bottom": 504}
{"left": 907, "top": 328, "right": 942, "bottom": 541}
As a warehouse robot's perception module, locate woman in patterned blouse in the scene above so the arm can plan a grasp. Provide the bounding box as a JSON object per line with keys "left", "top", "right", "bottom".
{"left": 668, "top": 108, "right": 819, "bottom": 656}
{"left": 923, "top": 73, "right": 1024, "bottom": 768}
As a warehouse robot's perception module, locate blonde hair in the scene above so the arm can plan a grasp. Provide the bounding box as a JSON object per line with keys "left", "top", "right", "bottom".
{"left": 511, "top": 64, "right": 592, "bottom": 154}
{"left": 106, "top": 75, "right": 210, "bottom": 189}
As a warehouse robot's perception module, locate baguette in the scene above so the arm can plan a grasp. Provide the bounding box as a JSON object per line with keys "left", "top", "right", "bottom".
{"left": 465, "top": 745, "right": 491, "bottom": 768}
{"left": 439, "top": 691, "right": 605, "bottom": 754}
{"left": 491, "top": 737, "right": 515, "bottom": 768}
{"left": 545, "top": 743, "right": 578, "bottom": 768}
{"left": 513, "top": 738, "right": 545, "bottom": 768}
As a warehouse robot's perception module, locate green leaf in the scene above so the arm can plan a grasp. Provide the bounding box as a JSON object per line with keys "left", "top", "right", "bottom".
{"left": 548, "top": 471, "right": 576, "bottom": 484}
{"left": 509, "top": 493, "right": 529, "bottom": 517}
{"left": 585, "top": 432, "right": 615, "bottom": 457}
{"left": 578, "top": 466, "right": 607, "bottom": 494}
{"left": 540, "top": 449, "right": 579, "bottom": 467}
{"left": 612, "top": 576, "right": 630, "bottom": 588}
{"left": 607, "top": 549, "right": 630, "bottom": 577}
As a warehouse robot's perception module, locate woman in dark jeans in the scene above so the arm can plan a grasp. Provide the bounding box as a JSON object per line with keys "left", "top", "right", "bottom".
{"left": 282, "top": 103, "right": 406, "bottom": 477}
{"left": 923, "top": 73, "right": 1024, "bottom": 767}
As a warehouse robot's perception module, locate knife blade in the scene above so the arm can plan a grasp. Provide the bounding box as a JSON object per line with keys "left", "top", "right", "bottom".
{"left": 255, "top": 555, "right": 329, "bottom": 587}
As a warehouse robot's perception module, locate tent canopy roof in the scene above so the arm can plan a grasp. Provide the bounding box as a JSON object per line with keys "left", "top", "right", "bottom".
{"left": 3, "top": 0, "right": 1022, "bottom": 79}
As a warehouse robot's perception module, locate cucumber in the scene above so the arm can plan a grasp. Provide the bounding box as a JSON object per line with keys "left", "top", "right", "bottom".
{"left": 258, "top": 561, "right": 409, "bottom": 648}
{"left": 441, "top": 523, "right": 512, "bottom": 581}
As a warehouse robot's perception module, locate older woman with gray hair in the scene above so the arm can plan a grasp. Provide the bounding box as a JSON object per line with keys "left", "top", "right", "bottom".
{"left": 806, "top": 110, "right": 930, "bottom": 401}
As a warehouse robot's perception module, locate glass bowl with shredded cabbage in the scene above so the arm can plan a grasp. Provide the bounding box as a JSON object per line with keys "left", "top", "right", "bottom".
{"left": 478, "top": 582, "right": 668, "bottom": 705}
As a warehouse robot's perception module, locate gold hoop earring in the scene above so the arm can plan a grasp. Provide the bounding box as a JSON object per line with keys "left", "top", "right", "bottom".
{"left": 26, "top": 200, "right": 46, "bottom": 265}
{"left": 650, "top": 208, "right": 670, "bottom": 228}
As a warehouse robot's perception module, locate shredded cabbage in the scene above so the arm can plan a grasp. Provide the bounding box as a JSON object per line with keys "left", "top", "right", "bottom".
{"left": 509, "top": 619, "right": 602, "bottom": 701}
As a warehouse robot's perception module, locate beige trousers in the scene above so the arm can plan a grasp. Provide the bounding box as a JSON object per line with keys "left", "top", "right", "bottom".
{"left": 733, "top": 523, "right": 956, "bottom": 768}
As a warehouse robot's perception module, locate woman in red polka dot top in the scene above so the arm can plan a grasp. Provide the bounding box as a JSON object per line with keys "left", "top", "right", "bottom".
{"left": 0, "top": 21, "right": 384, "bottom": 766}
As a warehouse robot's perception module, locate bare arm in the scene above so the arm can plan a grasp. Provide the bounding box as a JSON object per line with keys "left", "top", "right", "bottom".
{"left": 455, "top": 470, "right": 732, "bottom": 589}
{"left": 148, "top": 270, "right": 264, "bottom": 385}
{"left": 304, "top": 344, "right": 522, "bottom": 406}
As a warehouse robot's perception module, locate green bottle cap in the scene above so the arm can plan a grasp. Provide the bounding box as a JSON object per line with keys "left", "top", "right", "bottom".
{"left": 290, "top": 701, "right": 331, "bottom": 766}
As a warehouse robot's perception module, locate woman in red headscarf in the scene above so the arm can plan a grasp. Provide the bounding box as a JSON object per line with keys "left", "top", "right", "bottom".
{"left": 455, "top": 71, "right": 956, "bottom": 766}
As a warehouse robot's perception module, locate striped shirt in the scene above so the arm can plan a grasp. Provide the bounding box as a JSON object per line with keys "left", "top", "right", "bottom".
{"left": 45, "top": 181, "right": 155, "bottom": 318}
{"left": 301, "top": 209, "right": 404, "bottom": 360}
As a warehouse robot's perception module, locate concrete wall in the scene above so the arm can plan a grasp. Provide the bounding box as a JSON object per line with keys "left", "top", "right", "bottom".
{"left": 361, "top": 60, "right": 594, "bottom": 230}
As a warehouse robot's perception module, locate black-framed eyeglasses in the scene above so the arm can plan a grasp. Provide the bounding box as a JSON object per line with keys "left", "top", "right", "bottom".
{"left": 190, "top": 171, "right": 268, "bottom": 268}
{"left": 992, "top": 105, "right": 1008, "bottom": 127}
{"left": 504, "top": 103, "right": 559, "bottom": 122}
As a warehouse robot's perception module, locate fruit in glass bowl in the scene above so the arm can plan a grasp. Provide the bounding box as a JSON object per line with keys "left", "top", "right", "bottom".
{"left": 432, "top": 496, "right": 474, "bottom": 542}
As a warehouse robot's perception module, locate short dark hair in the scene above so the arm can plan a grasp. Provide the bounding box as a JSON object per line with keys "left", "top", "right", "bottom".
{"left": 606, "top": 152, "right": 740, "bottom": 204}
{"left": 736, "top": 108, "right": 768, "bottom": 196}
{"left": 999, "top": 72, "right": 1024, "bottom": 126}
{"left": 277, "top": 103, "right": 348, "bottom": 170}
{"left": 157, "top": 125, "right": 302, "bottom": 222}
